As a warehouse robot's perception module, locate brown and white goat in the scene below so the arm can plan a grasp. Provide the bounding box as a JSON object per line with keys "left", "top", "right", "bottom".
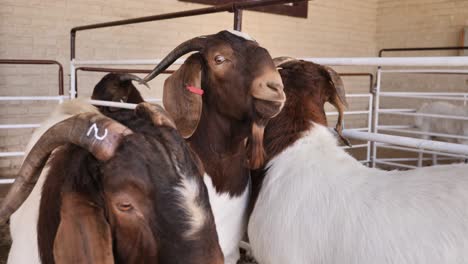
{"left": 248, "top": 58, "right": 468, "bottom": 264}
{"left": 1, "top": 102, "right": 223, "bottom": 264}
{"left": 142, "top": 30, "right": 285, "bottom": 264}
{"left": 6, "top": 73, "right": 148, "bottom": 264}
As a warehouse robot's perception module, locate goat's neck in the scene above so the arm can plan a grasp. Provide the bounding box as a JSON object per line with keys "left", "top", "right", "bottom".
{"left": 266, "top": 124, "right": 367, "bottom": 185}
{"left": 188, "top": 105, "right": 250, "bottom": 196}
{"left": 263, "top": 98, "right": 327, "bottom": 161}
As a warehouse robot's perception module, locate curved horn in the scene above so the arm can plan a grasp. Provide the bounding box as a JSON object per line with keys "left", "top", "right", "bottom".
{"left": 0, "top": 113, "right": 132, "bottom": 223}
{"left": 273, "top": 56, "right": 298, "bottom": 68}
{"left": 142, "top": 36, "right": 209, "bottom": 83}
{"left": 119, "top": 73, "right": 150, "bottom": 89}
{"left": 323, "top": 65, "right": 351, "bottom": 147}
{"left": 135, "top": 102, "right": 176, "bottom": 129}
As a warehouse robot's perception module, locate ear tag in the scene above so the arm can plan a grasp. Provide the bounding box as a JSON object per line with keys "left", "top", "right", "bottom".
{"left": 186, "top": 85, "right": 204, "bottom": 95}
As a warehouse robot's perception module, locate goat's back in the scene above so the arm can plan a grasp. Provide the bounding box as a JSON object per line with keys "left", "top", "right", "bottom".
{"left": 249, "top": 126, "right": 468, "bottom": 264}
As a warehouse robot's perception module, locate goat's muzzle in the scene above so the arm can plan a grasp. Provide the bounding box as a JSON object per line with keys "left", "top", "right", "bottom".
{"left": 251, "top": 71, "right": 285, "bottom": 119}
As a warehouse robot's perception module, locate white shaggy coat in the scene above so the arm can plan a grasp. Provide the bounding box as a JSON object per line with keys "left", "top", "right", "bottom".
{"left": 248, "top": 124, "right": 468, "bottom": 264}
{"left": 204, "top": 175, "right": 250, "bottom": 264}
{"left": 8, "top": 100, "right": 99, "bottom": 264}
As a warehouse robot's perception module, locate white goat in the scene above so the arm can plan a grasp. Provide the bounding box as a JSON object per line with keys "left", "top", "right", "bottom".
{"left": 248, "top": 59, "right": 468, "bottom": 264}
{"left": 8, "top": 100, "right": 99, "bottom": 264}
{"left": 415, "top": 101, "right": 468, "bottom": 164}
{"left": 415, "top": 101, "right": 468, "bottom": 144}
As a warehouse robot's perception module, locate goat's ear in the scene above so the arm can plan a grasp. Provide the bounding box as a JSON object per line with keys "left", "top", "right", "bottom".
{"left": 163, "top": 53, "right": 203, "bottom": 138}
{"left": 53, "top": 192, "right": 113, "bottom": 264}
{"left": 323, "top": 66, "right": 352, "bottom": 147}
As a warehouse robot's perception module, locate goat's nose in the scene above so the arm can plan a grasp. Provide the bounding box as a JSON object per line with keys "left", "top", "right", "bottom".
{"left": 266, "top": 81, "right": 284, "bottom": 92}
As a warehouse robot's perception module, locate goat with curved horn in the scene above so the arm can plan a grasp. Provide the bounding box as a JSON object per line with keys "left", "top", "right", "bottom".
{"left": 142, "top": 30, "right": 285, "bottom": 264}
{"left": 4, "top": 102, "right": 224, "bottom": 264}
{"left": 0, "top": 113, "right": 132, "bottom": 224}
{"left": 274, "top": 57, "right": 351, "bottom": 147}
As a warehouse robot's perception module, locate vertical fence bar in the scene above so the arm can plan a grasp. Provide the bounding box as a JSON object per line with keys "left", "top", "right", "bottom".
{"left": 233, "top": 8, "right": 243, "bottom": 31}
{"left": 70, "top": 62, "right": 76, "bottom": 98}
{"left": 371, "top": 68, "right": 382, "bottom": 168}
{"left": 366, "top": 94, "right": 373, "bottom": 164}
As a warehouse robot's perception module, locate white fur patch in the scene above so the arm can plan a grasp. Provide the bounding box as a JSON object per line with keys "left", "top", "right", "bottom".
{"left": 204, "top": 175, "right": 249, "bottom": 264}
{"left": 175, "top": 176, "right": 207, "bottom": 239}
{"left": 227, "top": 30, "right": 256, "bottom": 41}
{"left": 249, "top": 124, "right": 468, "bottom": 264}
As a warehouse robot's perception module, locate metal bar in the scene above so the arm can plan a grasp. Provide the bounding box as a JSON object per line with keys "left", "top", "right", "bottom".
{"left": 374, "top": 160, "right": 417, "bottom": 169}
{"left": 381, "top": 111, "right": 468, "bottom": 121}
{"left": 343, "top": 129, "right": 468, "bottom": 156}
{"left": 303, "top": 57, "right": 468, "bottom": 67}
{"left": 380, "top": 92, "right": 468, "bottom": 96}
{"left": 0, "top": 152, "right": 25, "bottom": 157}
{"left": 76, "top": 67, "right": 174, "bottom": 74}
{"left": 87, "top": 99, "right": 137, "bottom": 109}
{"left": 73, "top": 57, "right": 468, "bottom": 67}
{"left": 0, "top": 179, "right": 15, "bottom": 184}
{"left": 380, "top": 157, "right": 460, "bottom": 162}
{"left": 380, "top": 94, "right": 468, "bottom": 101}
{"left": 0, "top": 124, "right": 40, "bottom": 129}
{"left": 0, "top": 96, "right": 66, "bottom": 101}
{"left": 70, "top": 0, "right": 306, "bottom": 59}
{"left": 326, "top": 110, "right": 370, "bottom": 116}
{"left": 375, "top": 143, "right": 468, "bottom": 159}
{"left": 339, "top": 73, "right": 373, "bottom": 92}
{"left": 379, "top": 46, "right": 468, "bottom": 57}
{"left": 72, "top": 59, "right": 185, "bottom": 66}
{"left": 341, "top": 144, "right": 368, "bottom": 149}
{"left": 378, "top": 127, "right": 468, "bottom": 141}
{"left": 371, "top": 68, "right": 382, "bottom": 167}
{"left": 234, "top": 8, "right": 243, "bottom": 31}
{"left": 0, "top": 59, "right": 64, "bottom": 95}
{"left": 380, "top": 69, "right": 468, "bottom": 74}
{"left": 366, "top": 93, "right": 374, "bottom": 163}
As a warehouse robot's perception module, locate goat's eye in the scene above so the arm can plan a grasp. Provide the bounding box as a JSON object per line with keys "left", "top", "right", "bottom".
{"left": 214, "top": 55, "right": 226, "bottom": 64}
{"left": 117, "top": 202, "right": 133, "bottom": 212}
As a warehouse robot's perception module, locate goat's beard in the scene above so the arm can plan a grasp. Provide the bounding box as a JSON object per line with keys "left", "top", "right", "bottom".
{"left": 247, "top": 118, "right": 268, "bottom": 169}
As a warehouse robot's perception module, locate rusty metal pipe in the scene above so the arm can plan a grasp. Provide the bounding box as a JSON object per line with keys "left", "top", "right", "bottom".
{"left": 339, "top": 73, "right": 374, "bottom": 93}
{"left": 0, "top": 59, "right": 64, "bottom": 95}
{"left": 234, "top": 8, "right": 243, "bottom": 31}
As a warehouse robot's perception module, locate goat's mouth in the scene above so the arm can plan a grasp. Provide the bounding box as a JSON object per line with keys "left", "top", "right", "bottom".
{"left": 252, "top": 98, "right": 284, "bottom": 119}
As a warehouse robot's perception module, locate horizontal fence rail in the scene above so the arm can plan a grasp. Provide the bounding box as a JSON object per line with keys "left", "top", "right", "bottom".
{"left": 0, "top": 59, "right": 64, "bottom": 95}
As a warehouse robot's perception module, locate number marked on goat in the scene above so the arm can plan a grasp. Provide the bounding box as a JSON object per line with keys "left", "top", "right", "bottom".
{"left": 87, "top": 123, "right": 108, "bottom": 140}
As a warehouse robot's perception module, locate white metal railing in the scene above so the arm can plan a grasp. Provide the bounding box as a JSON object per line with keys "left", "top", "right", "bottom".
{"left": 371, "top": 68, "right": 468, "bottom": 168}
{"left": 0, "top": 95, "right": 66, "bottom": 166}
{"left": 4, "top": 56, "right": 468, "bottom": 185}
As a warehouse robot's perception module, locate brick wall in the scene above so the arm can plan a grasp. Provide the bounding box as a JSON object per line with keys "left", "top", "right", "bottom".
{"left": 376, "top": 0, "right": 468, "bottom": 127}
{"left": 0, "top": 0, "right": 378, "bottom": 176}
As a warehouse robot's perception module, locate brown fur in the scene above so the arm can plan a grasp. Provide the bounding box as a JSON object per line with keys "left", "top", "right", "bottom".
{"left": 37, "top": 111, "right": 223, "bottom": 264}
{"left": 164, "top": 31, "right": 285, "bottom": 195}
